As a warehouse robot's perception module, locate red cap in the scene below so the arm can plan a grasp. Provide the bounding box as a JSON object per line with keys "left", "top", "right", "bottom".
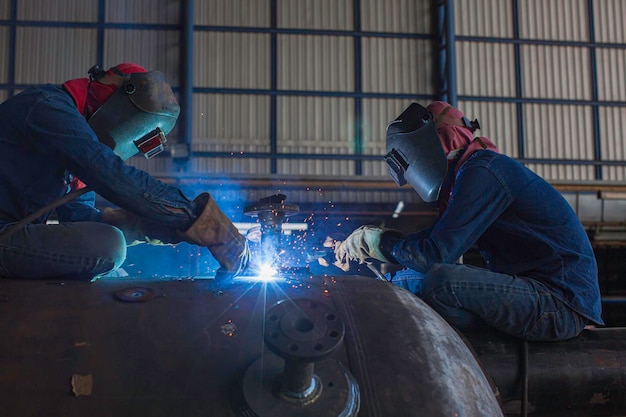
{"left": 87, "top": 64, "right": 146, "bottom": 117}
{"left": 107, "top": 63, "right": 147, "bottom": 76}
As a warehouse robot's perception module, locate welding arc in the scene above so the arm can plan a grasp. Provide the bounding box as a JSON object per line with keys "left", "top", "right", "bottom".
{"left": 0, "top": 187, "right": 91, "bottom": 241}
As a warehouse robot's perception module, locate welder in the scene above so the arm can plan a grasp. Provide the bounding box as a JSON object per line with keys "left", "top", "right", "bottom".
{"left": 0, "top": 63, "right": 249, "bottom": 281}
{"left": 335, "top": 101, "right": 603, "bottom": 341}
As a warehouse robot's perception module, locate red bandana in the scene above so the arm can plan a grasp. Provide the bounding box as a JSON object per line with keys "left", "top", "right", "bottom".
{"left": 62, "top": 63, "right": 146, "bottom": 117}
{"left": 62, "top": 78, "right": 117, "bottom": 118}
{"left": 62, "top": 78, "right": 90, "bottom": 115}
{"left": 426, "top": 101, "right": 500, "bottom": 213}
{"left": 426, "top": 101, "right": 499, "bottom": 169}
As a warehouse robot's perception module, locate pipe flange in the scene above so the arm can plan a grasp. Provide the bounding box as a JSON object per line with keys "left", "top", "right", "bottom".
{"left": 243, "top": 194, "right": 299, "bottom": 220}
{"left": 243, "top": 203, "right": 300, "bottom": 218}
{"left": 240, "top": 354, "right": 360, "bottom": 417}
{"left": 264, "top": 298, "right": 344, "bottom": 361}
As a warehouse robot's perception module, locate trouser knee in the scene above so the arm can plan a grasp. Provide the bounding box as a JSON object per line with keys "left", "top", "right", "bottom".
{"left": 421, "top": 263, "right": 480, "bottom": 329}
{"left": 0, "top": 222, "right": 127, "bottom": 279}
{"left": 422, "top": 263, "right": 458, "bottom": 300}
{"left": 93, "top": 225, "right": 127, "bottom": 275}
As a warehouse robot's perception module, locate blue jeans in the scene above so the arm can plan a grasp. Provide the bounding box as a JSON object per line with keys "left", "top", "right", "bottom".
{"left": 414, "top": 263, "right": 587, "bottom": 341}
{"left": 0, "top": 222, "right": 126, "bottom": 279}
{"left": 387, "top": 267, "right": 426, "bottom": 294}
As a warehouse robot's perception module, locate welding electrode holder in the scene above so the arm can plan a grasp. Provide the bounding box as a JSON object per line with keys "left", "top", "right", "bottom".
{"left": 244, "top": 194, "right": 299, "bottom": 266}
{"left": 239, "top": 298, "right": 360, "bottom": 417}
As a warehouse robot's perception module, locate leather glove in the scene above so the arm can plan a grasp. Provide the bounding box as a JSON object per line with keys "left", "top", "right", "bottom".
{"left": 178, "top": 193, "right": 250, "bottom": 282}
{"left": 102, "top": 193, "right": 250, "bottom": 281}
{"left": 333, "top": 225, "right": 393, "bottom": 272}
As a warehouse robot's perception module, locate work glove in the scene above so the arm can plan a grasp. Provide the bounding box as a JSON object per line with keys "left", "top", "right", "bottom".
{"left": 334, "top": 225, "right": 399, "bottom": 272}
{"left": 102, "top": 193, "right": 250, "bottom": 281}
{"left": 178, "top": 193, "right": 250, "bottom": 282}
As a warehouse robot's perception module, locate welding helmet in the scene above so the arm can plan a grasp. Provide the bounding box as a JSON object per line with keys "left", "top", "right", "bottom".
{"left": 87, "top": 69, "right": 180, "bottom": 160}
{"left": 384, "top": 103, "right": 447, "bottom": 203}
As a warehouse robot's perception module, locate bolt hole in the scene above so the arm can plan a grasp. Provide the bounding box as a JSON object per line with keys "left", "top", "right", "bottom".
{"left": 289, "top": 344, "right": 299, "bottom": 352}
{"left": 328, "top": 381, "right": 335, "bottom": 388}
{"left": 269, "top": 314, "right": 279, "bottom": 321}
{"left": 294, "top": 317, "right": 314, "bottom": 333}
{"left": 314, "top": 343, "right": 324, "bottom": 351}
{"left": 329, "top": 330, "right": 339, "bottom": 338}
{"left": 326, "top": 313, "right": 336, "bottom": 321}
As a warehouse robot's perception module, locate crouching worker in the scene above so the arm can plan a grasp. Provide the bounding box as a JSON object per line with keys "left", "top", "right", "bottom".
{"left": 334, "top": 101, "right": 603, "bottom": 341}
{"left": 0, "top": 63, "right": 248, "bottom": 281}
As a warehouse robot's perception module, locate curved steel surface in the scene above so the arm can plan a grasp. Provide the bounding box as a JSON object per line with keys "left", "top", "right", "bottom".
{"left": 0, "top": 274, "right": 501, "bottom": 417}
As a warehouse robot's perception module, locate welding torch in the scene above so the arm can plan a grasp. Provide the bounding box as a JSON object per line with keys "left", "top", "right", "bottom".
{"left": 366, "top": 262, "right": 389, "bottom": 281}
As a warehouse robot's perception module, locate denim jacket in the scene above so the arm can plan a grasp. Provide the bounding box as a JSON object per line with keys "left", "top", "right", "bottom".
{"left": 0, "top": 84, "right": 194, "bottom": 228}
{"left": 386, "top": 150, "right": 603, "bottom": 325}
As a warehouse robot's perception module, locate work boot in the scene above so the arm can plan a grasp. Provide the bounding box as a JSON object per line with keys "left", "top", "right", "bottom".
{"left": 179, "top": 193, "right": 250, "bottom": 281}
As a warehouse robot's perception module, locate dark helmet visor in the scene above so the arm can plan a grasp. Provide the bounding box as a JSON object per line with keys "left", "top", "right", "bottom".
{"left": 88, "top": 71, "right": 180, "bottom": 160}
{"left": 385, "top": 103, "right": 447, "bottom": 203}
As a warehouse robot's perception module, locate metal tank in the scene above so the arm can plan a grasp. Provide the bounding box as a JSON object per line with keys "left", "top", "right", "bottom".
{"left": 4, "top": 194, "right": 626, "bottom": 417}
{"left": 0, "top": 272, "right": 503, "bottom": 417}
{"left": 0, "top": 194, "right": 501, "bottom": 417}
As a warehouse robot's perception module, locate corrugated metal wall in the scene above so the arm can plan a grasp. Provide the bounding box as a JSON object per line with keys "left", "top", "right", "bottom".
{"left": 0, "top": 0, "right": 6, "bottom": 104}
{"left": 180, "top": 0, "right": 433, "bottom": 204}
{"left": 518, "top": 0, "right": 595, "bottom": 181}
{"left": 595, "top": 0, "right": 626, "bottom": 182}
{"left": 456, "top": 0, "right": 626, "bottom": 184}
{"left": 1, "top": 0, "right": 626, "bottom": 206}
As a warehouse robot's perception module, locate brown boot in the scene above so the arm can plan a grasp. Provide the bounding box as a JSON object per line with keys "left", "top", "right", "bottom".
{"left": 178, "top": 193, "right": 250, "bottom": 280}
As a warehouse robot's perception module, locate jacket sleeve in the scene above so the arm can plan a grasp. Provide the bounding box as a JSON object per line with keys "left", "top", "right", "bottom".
{"left": 24, "top": 91, "right": 194, "bottom": 228}
{"left": 389, "top": 163, "right": 513, "bottom": 273}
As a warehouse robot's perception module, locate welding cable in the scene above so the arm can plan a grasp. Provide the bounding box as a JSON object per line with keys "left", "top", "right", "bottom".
{"left": 0, "top": 187, "right": 92, "bottom": 242}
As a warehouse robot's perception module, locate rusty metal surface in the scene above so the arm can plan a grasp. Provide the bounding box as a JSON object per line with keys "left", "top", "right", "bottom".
{"left": 1, "top": 277, "right": 261, "bottom": 416}
{"left": 0, "top": 274, "right": 501, "bottom": 417}
{"left": 463, "top": 326, "right": 626, "bottom": 416}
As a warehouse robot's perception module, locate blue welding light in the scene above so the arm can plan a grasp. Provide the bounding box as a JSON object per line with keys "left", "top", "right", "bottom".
{"left": 234, "top": 262, "right": 280, "bottom": 283}
{"left": 255, "top": 262, "right": 279, "bottom": 281}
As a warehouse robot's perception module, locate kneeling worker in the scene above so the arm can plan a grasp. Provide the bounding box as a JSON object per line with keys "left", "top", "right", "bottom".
{"left": 0, "top": 63, "right": 248, "bottom": 281}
